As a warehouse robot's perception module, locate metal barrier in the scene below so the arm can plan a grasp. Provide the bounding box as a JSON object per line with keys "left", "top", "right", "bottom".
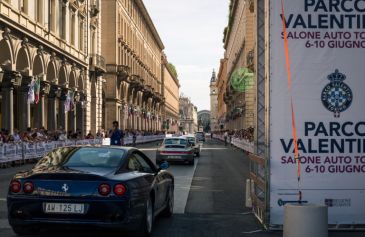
{"left": 212, "top": 135, "right": 254, "bottom": 153}
{"left": 249, "top": 153, "right": 267, "bottom": 226}
{"left": 0, "top": 135, "right": 165, "bottom": 166}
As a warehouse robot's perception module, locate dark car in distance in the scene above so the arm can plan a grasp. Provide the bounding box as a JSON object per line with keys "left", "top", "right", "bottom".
{"left": 195, "top": 132, "right": 205, "bottom": 142}
{"left": 7, "top": 146, "right": 174, "bottom": 236}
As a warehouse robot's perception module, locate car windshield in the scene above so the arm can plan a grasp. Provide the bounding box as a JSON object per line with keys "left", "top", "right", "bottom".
{"left": 164, "top": 139, "right": 187, "bottom": 146}
{"left": 34, "top": 147, "right": 126, "bottom": 169}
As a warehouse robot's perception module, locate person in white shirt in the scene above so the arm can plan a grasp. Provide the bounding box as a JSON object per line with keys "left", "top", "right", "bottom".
{"left": 224, "top": 131, "right": 228, "bottom": 146}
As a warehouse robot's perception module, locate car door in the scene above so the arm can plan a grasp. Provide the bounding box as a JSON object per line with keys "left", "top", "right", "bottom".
{"left": 133, "top": 151, "right": 167, "bottom": 211}
{"left": 126, "top": 154, "right": 154, "bottom": 206}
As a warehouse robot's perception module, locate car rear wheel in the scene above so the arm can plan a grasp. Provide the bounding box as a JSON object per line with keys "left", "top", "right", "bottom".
{"left": 136, "top": 196, "right": 154, "bottom": 236}
{"left": 161, "top": 186, "right": 174, "bottom": 217}
{"left": 12, "top": 226, "right": 40, "bottom": 236}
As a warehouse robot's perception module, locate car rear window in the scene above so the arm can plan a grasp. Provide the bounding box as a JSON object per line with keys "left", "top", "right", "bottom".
{"left": 35, "top": 147, "right": 125, "bottom": 169}
{"left": 186, "top": 137, "right": 195, "bottom": 143}
{"left": 164, "top": 139, "right": 187, "bottom": 145}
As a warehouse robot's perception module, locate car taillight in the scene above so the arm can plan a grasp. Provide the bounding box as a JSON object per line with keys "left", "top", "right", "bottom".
{"left": 23, "top": 182, "right": 34, "bottom": 194}
{"left": 114, "top": 184, "right": 126, "bottom": 196}
{"left": 98, "top": 183, "right": 111, "bottom": 196}
{"left": 10, "top": 180, "right": 21, "bottom": 193}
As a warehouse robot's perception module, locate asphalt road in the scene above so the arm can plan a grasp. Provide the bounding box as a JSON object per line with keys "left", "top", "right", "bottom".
{"left": 0, "top": 139, "right": 364, "bottom": 237}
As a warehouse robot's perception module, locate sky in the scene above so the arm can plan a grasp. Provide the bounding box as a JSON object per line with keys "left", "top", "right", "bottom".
{"left": 144, "top": 0, "right": 229, "bottom": 111}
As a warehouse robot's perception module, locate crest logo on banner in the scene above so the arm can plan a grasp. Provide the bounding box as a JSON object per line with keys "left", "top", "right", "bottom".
{"left": 321, "top": 69, "right": 353, "bottom": 118}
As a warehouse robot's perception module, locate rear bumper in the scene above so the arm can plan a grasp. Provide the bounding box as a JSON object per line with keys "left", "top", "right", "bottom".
{"left": 156, "top": 154, "right": 194, "bottom": 163}
{"left": 7, "top": 196, "right": 141, "bottom": 230}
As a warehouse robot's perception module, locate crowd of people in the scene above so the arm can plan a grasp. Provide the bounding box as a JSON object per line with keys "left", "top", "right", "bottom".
{"left": 213, "top": 127, "right": 255, "bottom": 144}
{"left": 0, "top": 124, "right": 166, "bottom": 145}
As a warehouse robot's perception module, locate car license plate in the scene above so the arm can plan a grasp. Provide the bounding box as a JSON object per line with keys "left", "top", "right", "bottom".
{"left": 167, "top": 155, "right": 181, "bottom": 159}
{"left": 44, "top": 203, "right": 85, "bottom": 214}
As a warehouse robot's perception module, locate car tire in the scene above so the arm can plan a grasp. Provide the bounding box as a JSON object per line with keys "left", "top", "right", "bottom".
{"left": 161, "top": 186, "right": 174, "bottom": 217}
{"left": 136, "top": 196, "right": 154, "bottom": 237}
{"left": 12, "top": 226, "right": 40, "bottom": 236}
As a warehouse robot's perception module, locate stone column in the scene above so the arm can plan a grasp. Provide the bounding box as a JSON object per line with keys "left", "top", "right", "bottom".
{"left": 36, "top": 81, "right": 50, "bottom": 129}
{"left": 1, "top": 71, "right": 22, "bottom": 134}
{"left": 47, "top": 85, "right": 59, "bottom": 131}
{"left": 58, "top": 89, "right": 68, "bottom": 132}
{"left": 1, "top": 84, "right": 14, "bottom": 133}
{"left": 19, "top": 76, "right": 33, "bottom": 131}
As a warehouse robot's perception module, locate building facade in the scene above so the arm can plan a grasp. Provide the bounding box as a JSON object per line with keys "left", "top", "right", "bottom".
{"left": 162, "top": 54, "right": 180, "bottom": 133}
{"left": 217, "top": 58, "right": 227, "bottom": 130}
{"left": 101, "top": 0, "right": 164, "bottom": 132}
{"left": 222, "top": 0, "right": 255, "bottom": 131}
{"left": 0, "top": 0, "right": 103, "bottom": 136}
{"left": 209, "top": 70, "right": 218, "bottom": 132}
{"left": 179, "top": 96, "right": 197, "bottom": 134}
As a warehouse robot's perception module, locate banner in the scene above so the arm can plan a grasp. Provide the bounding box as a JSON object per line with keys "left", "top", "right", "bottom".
{"left": 270, "top": 0, "right": 365, "bottom": 225}
{"left": 0, "top": 136, "right": 166, "bottom": 164}
{"left": 44, "top": 142, "right": 55, "bottom": 153}
{"left": 4, "top": 144, "right": 17, "bottom": 162}
{"left": 24, "top": 143, "right": 37, "bottom": 160}
{"left": 36, "top": 142, "right": 46, "bottom": 157}
{"left": 0, "top": 145, "right": 4, "bottom": 164}
{"left": 15, "top": 143, "right": 23, "bottom": 161}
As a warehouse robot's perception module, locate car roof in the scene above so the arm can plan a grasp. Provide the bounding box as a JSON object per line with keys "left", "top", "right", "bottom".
{"left": 164, "top": 137, "right": 188, "bottom": 140}
{"left": 55, "top": 145, "right": 137, "bottom": 152}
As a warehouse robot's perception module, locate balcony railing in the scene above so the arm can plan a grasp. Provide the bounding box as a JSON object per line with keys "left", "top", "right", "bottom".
{"left": 89, "top": 54, "right": 106, "bottom": 73}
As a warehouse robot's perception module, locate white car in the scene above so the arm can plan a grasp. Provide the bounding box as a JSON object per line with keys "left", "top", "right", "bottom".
{"left": 182, "top": 135, "right": 201, "bottom": 157}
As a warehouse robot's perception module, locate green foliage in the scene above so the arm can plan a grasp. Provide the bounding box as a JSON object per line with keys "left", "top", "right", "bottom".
{"left": 223, "top": 0, "right": 235, "bottom": 44}
{"left": 167, "top": 63, "right": 178, "bottom": 79}
{"left": 223, "top": 27, "right": 228, "bottom": 43}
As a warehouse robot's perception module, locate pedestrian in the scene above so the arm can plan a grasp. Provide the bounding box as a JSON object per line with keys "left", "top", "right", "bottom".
{"left": 132, "top": 130, "right": 137, "bottom": 147}
{"left": 109, "top": 121, "right": 124, "bottom": 146}
{"left": 85, "top": 131, "right": 94, "bottom": 139}
{"left": 224, "top": 130, "right": 228, "bottom": 146}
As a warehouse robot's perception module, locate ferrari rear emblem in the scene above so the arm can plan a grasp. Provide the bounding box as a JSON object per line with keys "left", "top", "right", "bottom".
{"left": 62, "top": 184, "right": 69, "bottom": 192}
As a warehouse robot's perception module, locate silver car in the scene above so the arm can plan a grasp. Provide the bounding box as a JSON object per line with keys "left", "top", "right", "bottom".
{"left": 156, "top": 137, "right": 195, "bottom": 165}
{"left": 183, "top": 135, "right": 201, "bottom": 157}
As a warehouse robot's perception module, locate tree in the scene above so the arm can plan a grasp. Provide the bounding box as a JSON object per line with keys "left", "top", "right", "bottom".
{"left": 167, "top": 63, "right": 178, "bottom": 79}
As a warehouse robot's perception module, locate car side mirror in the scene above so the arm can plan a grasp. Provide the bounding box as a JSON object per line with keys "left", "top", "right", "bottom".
{"left": 159, "top": 161, "right": 169, "bottom": 170}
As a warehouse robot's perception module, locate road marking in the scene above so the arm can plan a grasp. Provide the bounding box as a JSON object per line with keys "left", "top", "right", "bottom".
{"left": 171, "top": 159, "right": 199, "bottom": 214}
{"left": 239, "top": 212, "right": 253, "bottom": 215}
{"left": 0, "top": 219, "right": 10, "bottom": 229}
{"left": 0, "top": 198, "right": 6, "bottom": 202}
{"left": 201, "top": 148, "right": 228, "bottom": 150}
{"left": 242, "top": 230, "right": 263, "bottom": 234}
